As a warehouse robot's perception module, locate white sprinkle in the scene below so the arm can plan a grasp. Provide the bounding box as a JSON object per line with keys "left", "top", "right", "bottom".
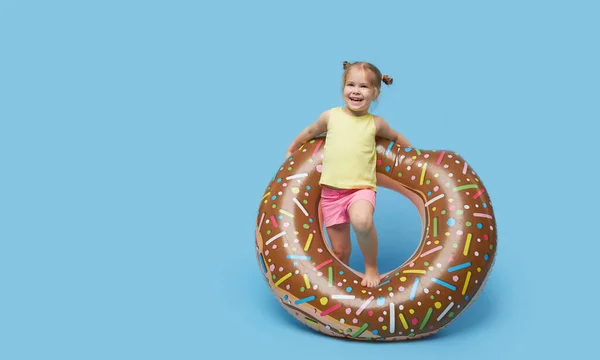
{"left": 293, "top": 197, "right": 309, "bottom": 216}
{"left": 425, "top": 194, "right": 445, "bottom": 207}
{"left": 437, "top": 302, "right": 454, "bottom": 321}
{"left": 389, "top": 303, "right": 395, "bottom": 333}
{"left": 265, "top": 231, "right": 286, "bottom": 245}
{"left": 332, "top": 294, "right": 355, "bottom": 300}
{"left": 286, "top": 173, "right": 308, "bottom": 180}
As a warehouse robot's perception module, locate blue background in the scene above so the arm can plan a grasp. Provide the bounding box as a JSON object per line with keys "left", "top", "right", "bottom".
{"left": 1, "top": 0, "right": 597, "bottom": 358}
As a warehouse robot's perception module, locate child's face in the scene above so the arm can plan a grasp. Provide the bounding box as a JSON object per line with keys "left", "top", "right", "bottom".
{"left": 343, "top": 68, "right": 378, "bottom": 115}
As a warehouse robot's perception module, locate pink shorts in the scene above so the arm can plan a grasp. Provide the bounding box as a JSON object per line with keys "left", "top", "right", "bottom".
{"left": 320, "top": 186, "right": 376, "bottom": 227}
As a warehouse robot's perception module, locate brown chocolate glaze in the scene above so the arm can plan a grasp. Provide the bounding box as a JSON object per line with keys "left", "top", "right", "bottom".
{"left": 255, "top": 135, "right": 497, "bottom": 341}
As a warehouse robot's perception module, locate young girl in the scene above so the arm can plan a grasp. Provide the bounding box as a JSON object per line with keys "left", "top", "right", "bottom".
{"left": 286, "top": 61, "right": 412, "bottom": 287}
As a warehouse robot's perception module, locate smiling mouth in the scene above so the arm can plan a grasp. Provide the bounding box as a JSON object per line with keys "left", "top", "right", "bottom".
{"left": 349, "top": 97, "right": 363, "bottom": 102}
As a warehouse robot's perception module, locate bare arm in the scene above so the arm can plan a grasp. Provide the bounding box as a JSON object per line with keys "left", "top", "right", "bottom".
{"left": 374, "top": 115, "right": 412, "bottom": 147}
{"left": 286, "top": 110, "right": 330, "bottom": 157}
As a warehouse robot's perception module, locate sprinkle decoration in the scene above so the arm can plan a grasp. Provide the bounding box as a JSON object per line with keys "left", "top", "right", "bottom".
{"left": 255, "top": 136, "right": 497, "bottom": 341}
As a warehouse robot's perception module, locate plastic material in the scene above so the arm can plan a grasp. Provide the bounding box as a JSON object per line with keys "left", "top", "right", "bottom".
{"left": 255, "top": 136, "right": 497, "bottom": 341}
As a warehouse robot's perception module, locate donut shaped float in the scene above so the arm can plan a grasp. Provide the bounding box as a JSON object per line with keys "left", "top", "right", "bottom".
{"left": 255, "top": 135, "right": 497, "bottom": 341}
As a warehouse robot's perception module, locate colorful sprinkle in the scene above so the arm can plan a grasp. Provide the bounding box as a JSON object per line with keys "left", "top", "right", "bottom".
{"left": 256, "top": 139, "right": 496, "bottom": 341}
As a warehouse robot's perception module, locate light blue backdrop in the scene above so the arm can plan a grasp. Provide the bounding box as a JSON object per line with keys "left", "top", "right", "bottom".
{"left": 1, "top": 0, "right": 597, "bottom": 359}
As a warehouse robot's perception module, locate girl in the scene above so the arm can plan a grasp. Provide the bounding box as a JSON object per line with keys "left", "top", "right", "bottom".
{"left": 286, "top": 61, "right": 412, "bottom": 287}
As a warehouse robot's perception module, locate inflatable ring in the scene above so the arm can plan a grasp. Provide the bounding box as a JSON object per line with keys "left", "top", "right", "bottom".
{"left": 255, "top": 136, "right": 497, "bottom": 341}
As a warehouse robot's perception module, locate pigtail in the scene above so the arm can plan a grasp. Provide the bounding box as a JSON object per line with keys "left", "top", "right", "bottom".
{"left": 342, "top": 60, "right": 393, "bottom": 88}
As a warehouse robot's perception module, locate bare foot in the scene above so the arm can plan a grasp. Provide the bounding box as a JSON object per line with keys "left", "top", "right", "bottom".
{"left": 361, "top": 267, "right": 380, "bottom": 287}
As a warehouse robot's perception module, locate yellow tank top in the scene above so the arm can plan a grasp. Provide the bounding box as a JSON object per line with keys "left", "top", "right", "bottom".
{"left": 318, "top": 107, "right": 377, "bottom": 191}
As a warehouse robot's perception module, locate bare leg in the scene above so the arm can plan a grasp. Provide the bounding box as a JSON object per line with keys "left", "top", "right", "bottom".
{"left": 326, "top": 223, "right": 351, "bottom": 265}
{"left": 349, "top": 200, "right": 380, "bottom": 287}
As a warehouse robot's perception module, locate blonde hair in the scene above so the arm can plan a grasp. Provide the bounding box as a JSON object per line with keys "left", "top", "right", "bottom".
{"left": 341, "top": 61, "right": 393, "bottom": 96}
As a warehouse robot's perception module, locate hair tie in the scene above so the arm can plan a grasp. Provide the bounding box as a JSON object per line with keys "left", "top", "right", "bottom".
{"left": 382, "top": 75, "right": 393, "bottom": 85}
